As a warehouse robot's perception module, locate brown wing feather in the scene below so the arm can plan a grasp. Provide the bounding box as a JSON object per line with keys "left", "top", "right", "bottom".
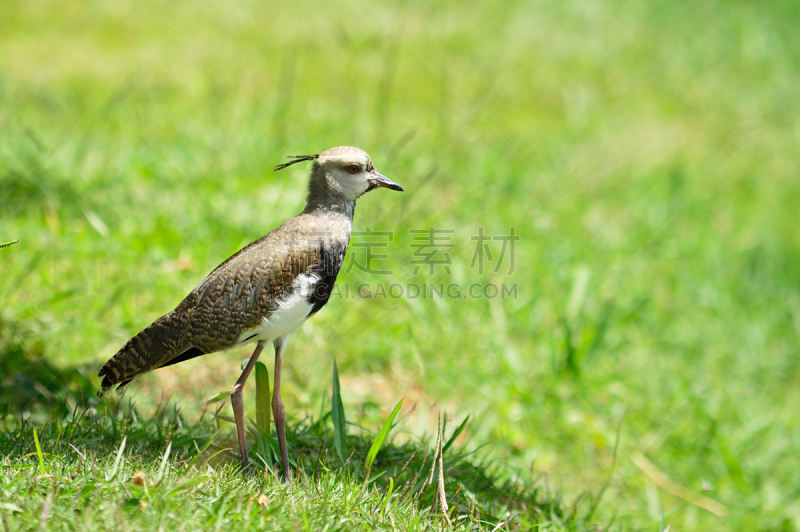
{"left": 97, "top": 214, "right": 350, "bottom": 397}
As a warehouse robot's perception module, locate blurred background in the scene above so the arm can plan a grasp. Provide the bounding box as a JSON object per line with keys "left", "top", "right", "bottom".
{"left": 2, "top": 0, "right": 799, "bottom": 529}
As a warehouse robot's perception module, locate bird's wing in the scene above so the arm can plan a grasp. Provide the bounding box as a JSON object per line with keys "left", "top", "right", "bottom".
{"left": 98, "top": 216, "right": 350, "bottom": 395}
{"left": 172, "top": 236, "right": 323, "bottom": 358}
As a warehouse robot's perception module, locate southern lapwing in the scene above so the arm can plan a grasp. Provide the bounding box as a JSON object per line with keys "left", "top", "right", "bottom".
{"left": 97, "top": 146, "right": 403, "bottom": 479}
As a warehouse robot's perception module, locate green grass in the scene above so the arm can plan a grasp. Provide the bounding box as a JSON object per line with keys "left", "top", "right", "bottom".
{"left": 3, "top": 0, "right": 800, "bottom": 529}
{"left": 0, "top": 402, "right": 595, "bottom": 530}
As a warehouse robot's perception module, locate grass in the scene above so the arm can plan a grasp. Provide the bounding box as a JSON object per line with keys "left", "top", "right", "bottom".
{"left": 0, "top": 399, "right": 597, "bottom": 531}
{"left": 2, "top": 0, "right": 800, "bottom": 529}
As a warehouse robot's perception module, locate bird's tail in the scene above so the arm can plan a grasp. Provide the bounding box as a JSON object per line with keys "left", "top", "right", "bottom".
{"left": 97, "top": 315, "right": 185, "bottom": 397}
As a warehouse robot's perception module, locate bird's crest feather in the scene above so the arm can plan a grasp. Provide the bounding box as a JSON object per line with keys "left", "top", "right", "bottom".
{"left": 274, "top": 154, "right": 319, "bottom": 172}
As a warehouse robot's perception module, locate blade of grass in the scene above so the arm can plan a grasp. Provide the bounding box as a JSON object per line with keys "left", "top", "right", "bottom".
{"left": 186, "top": 432, "right": 220, "bottom": 470}
{"left": 206, "top": 390, "right": 232, "bottom": 404}
{"left": 33, "top": 427, "right": 45, "bottom": 475}
{"left": 442, "top": 415, "right": 469, "bottom": 454}
{"left": 155, "top": 441, "right": 172, "bottom": 485}
{"left": 331, "top": 359, "right": 347, "bottom": 465}
{"left": 167, "top": 475, "right": 210, "bottom": 497}
{"left": 436, "top": 412, "right": 451, "bottom": 526}
{"left": 381, "top": 477, "right": 394, "bottom": 516}
{"left": 365, "top": 398, "right": 404, "bottom": 476}
{"left": 106, "top": 436, "right": 127, "bottom": 481}
{"left": 255, "top": 361, "right": 270, "bottom": 436}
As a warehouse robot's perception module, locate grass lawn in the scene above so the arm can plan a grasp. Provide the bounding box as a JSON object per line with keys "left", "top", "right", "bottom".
{"left": 2, "top": 0, "right": 800, "bottom": 529}
{"left": 0, "top": 399, "right": 595, "bottom": 530}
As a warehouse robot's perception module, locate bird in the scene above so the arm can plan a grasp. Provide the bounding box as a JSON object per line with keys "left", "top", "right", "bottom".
{"left": 97, "top": 146, "right": 404, "bottom": 479}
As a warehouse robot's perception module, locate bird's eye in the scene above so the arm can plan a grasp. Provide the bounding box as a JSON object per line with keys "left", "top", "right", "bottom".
{"left": 345, "top": 164, "right": 361, "bottom": 175}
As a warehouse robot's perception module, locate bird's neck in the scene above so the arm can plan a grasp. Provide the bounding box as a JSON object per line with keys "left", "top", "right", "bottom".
{"left": 303, "top": 169, "right": 356, "bottom": 219}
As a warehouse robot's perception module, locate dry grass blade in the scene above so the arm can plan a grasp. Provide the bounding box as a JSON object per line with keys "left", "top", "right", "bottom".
{"left": 430, "top": 411, "right": 451, "bottom": 526}
{"left": 428, "top": 413, "right": 442, "bottom": 485}
{"left": 632, "top": 452, "right": 727, "bottom": 517}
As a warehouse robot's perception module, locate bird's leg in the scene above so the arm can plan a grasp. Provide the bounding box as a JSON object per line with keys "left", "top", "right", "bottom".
{"left": 231, "top": 341, "right": 266, "bottom": 472}
{"left": 272, "top": 336, "right": 291, "bottom": 482}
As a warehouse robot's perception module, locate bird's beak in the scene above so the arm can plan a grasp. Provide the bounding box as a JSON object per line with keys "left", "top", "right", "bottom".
{"left": 370, "top": 171, "right": 404, "bottom": 192}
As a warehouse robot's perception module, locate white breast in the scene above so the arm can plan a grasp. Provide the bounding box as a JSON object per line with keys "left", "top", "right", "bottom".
{"left": 236, "top": 274, "right": 317, "bottom": 345}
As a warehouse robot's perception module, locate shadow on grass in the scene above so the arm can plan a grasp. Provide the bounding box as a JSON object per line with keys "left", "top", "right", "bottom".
{"left": 0, "top": 315, "right": 95, "bottom": 415}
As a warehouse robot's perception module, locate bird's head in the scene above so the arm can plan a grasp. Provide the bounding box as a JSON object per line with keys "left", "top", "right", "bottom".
{"left": 276, "top": 146, "right": 403, "bottom": 202}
